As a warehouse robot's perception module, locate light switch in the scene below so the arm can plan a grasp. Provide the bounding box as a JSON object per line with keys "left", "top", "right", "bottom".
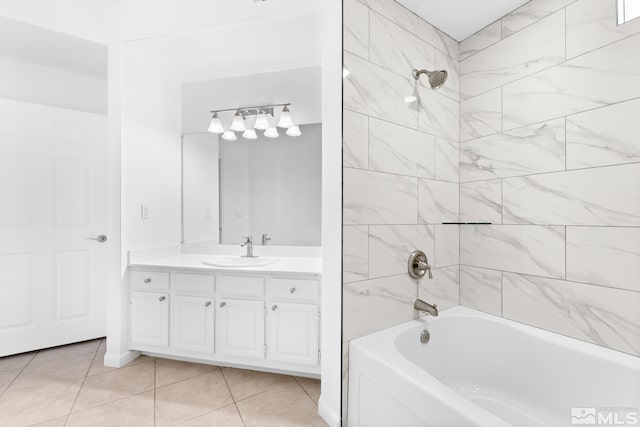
{"left": 141, "top": 205, "right": 150, "bottom": 220}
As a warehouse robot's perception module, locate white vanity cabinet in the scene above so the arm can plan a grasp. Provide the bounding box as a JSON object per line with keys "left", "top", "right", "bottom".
{"left": 128, "top": 267, "right": 321, "bottom": 376}
{"left": 130, "top": 291, "right": 169, "bottom": 347}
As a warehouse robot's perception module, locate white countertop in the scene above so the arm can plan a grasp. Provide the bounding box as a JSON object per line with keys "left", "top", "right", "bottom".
{"left": 129, "top": 254, "right": 322, "bottom": 275}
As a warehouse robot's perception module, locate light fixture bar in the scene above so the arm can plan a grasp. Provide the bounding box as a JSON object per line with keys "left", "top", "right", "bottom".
{"left": 209, "top": 103, "right": 290, "bottom": 116}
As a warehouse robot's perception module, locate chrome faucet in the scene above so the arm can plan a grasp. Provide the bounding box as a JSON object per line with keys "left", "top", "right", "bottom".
{"left": 414, "top": 298, "right": 439, "bottom": 316}
{"left": 241, "top": 236, "right": 257, "bottom": 258}
{"left": 262, "top": 233, "right": 272, "bottom": 246}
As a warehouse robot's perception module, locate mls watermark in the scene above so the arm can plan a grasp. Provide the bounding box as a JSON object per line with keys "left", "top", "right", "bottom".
{"left": 571, "top": 408, "right": 639, "bottom": 425}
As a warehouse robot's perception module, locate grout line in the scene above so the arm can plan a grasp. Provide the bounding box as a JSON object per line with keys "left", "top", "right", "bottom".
{"left": 153, "top": 360, "right": 157, "bottom": 427}
{"left": 344, "top": 164, "right": 458, "bottom": 184}
{"left": 460, "top": 0, "right": 579, "bottom": 63}
{"left": 349, "top": 222, "right": 640, "bottom": 229}
{"left": 564, "top": 116, "right": 568, "bottom": 171}
{"left": 219, "top": 367, "right": 246, "bottom": 425}
{"left": 500, "top": 271, "right": 504, "bottom": 317}
{"left": 458, "top": 263, "right": 640, "bottom": 294}
{"left": 564, "top": 226, "right": 568, "bottom": 280}
{"left": 293, "top": 376, "right": 319, "bottom": 406}
{"left": 63, "top": 345, "right": 101, "bottom": 426}
{"left": 344, "top": 106, "right": 459, "bottom": 143}
{"left": 0, "top": 349, "right": 39, "bottom": 399}
{"left": 457, "top": 160, "right": 640, "bottom": 185}
{"left": 465, "top": 30, "right": 640, "bottom": 105}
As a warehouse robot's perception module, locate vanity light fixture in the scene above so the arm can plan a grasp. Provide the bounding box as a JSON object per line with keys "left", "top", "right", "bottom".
{"left": 254, "top": 111, "right": 270, "bottom": 130}
{"left": 242, "top": 128, "right": 258, "bottom": 139}
{"left": 221, "top": 130, "right": 237, "bottom": 141}
{"left": 286, "top": 125, "right": 301, "bottom": 137}
{"left": 230, "top": 111, "right": 246, "bottom": 132}
{"left": 277, "top": 105, "right": 294, "bottom": 128}
{"left": 208, "top": 112, "right": 224, "bottom": 133}
{"left": 208, "top": 103, "right": 301, "bottom": 140}
{"left": 264, "top": 127, "right": 279, "bottom": 138}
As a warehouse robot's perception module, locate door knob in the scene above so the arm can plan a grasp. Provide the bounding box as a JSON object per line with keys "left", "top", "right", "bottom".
{"left": 87, "top": 235, "right": 107, "bottom": 243}
{"left": 272, "top": 305, "right": 278, "bottom": 311}
{"left": 158, "top": 296, "right": 166, "bottom": 302}
{"left": 205, "top": 301, "right": 212, "bottom": 307}
{"left": 219, "top": 302, "right": 226, "bottom": 308}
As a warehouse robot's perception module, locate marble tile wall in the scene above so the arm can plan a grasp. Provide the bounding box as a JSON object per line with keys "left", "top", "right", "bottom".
{"left": 343, "top": 0, "right": 460, "bottom": 420}
{"left": 343, "top": 0, "right": 460, "bottom": 342}
{"left": 458, "top": 0, "right": 640, "bottom": 357}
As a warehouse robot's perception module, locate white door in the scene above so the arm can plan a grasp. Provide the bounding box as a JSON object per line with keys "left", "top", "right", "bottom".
{"left": 130, "top": 292, "right": 169, "bottom": 348}
{"left": 269, "top": 302, "right": 319, "bottom": 366}
{"left": 172, "top": 295, "right": 214, "bottom": 354}
{"left": 216, "top": 299, "right": 265, "bottom": 360}
{"left": 0, "top": 99, "right": 108, "bottom": 356}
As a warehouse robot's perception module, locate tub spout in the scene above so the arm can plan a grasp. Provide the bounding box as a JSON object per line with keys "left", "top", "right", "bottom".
{"left": 414, "top": 298, "right": 438, "bottom": 316}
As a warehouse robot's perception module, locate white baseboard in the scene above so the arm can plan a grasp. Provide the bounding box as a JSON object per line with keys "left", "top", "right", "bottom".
{"left": 318, "top": 396, "right": 341, "bottom": 427}
{"left": 103, "top": 350, "right": 141, "bottom": 368}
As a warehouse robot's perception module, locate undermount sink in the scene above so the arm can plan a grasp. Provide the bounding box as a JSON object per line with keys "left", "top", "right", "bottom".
{"left": 201, "top": 257, "right": 279, "bottom": 268}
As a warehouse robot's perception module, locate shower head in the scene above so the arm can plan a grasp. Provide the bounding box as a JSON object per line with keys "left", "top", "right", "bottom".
{"left": 413, "top": 69, "right": 448, "bottom": 90}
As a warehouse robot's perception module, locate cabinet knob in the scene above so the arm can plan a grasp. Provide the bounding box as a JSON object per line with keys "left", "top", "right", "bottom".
{"left": 205, "top": 301, "right": 211, "bottom": 307}
{"left": 158, "top": 296, "right": 166, "bottom": 302}
{"left": 290, "top": 287, "right": 296, "bottom": 294}
{"left": 144, "top": 278, "right": 152, "bottom": 284}
{"left": 272, "top": 305, "right": 278, "bottom": 311}
{"left": 219, "top": 302, "right": 226, "bottom": 308}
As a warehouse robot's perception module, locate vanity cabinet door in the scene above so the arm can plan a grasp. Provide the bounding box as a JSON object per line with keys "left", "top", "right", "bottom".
{"left": 269, "top": 303, "right": 319, "bottom": 366}
{"left": 216, "top": 299, "right": 265, "bottom": 360}
{"left": 131, "top": 292, "right": 169, "bottom": 348}
{"left": 172, "top": 295, "right": 214, "bottom": 355}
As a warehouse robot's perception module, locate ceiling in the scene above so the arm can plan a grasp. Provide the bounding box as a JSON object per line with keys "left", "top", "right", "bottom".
{"left": 0, "top": 17, "right": 107, "bottom": 78}
{"left": 395, "top": 0, "right": 530, "bottom": 41}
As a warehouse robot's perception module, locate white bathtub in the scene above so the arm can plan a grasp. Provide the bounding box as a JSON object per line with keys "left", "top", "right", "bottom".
{"left": 348, "top": 306, "right": 640, "bottom": 427}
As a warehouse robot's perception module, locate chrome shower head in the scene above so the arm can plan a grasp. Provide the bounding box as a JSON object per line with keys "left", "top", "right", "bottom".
{"left": 413, "top": 69, "right": 448, "bottom": 90}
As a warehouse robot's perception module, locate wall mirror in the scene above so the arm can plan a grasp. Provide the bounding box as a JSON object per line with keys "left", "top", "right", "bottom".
{"left": 181, "top": 66, "right": 322, "bottom": 246}
{"left": 618, "top": 0, "right": 640, "bottom": 24}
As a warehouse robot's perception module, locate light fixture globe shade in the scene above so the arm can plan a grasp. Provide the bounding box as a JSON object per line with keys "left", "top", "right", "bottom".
{"left": 230, "top": 113, "right": 246, "bottom": 132}
{"left": 277, "top": 107, "right": 294, "bottom": 128}
{"left": 208, "top": 114, "right": 224, "bottom": 134}
{"left": 254, "top": 112, "right": 269, "bottom": 130}
{"left": 286, "top": 125, "right": 302, "bottom": 137}
{"left": 242, "top": 129, "right": 258, "bottom": 140}
{"left": 264, "top": 127, "right": 279, "bottom": 138}
{"left": 221, "top": 130, "right": 237, "bottom": 141}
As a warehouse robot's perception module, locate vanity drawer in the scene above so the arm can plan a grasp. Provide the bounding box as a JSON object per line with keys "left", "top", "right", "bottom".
{"left": 217, "top": 275, "right": 264, "bottom": 297}
{"left": 131, "top": 270, "right": 169, "bottom": 291}
{"left": 173, "top": 273, "right": 214, "bottom": 295}
{"left": 271, "top": 278, "right": 319, "bottom": 301}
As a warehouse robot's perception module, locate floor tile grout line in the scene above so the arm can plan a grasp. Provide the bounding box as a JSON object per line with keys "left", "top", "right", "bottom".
{"left": 153, "top": 360, "right": 157, "bottom": 427}
{"left": 293, "top": 377, "right": 319, "bottom": 407}
{"left": 62, "top": 342, "right": 102, "bottom": 427}
{"left": 219, "top": 368, "right": 246, "bottom": 426}
{"left": 0, "top": 349, "right": 39, "bottom": 399}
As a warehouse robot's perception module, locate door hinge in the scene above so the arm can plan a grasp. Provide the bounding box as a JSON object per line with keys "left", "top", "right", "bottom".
{"left": 318, "top": 349, "right": 321, "bottom": 364}
{"left": 264, "top": 344, "right": 268, "bottom": 358}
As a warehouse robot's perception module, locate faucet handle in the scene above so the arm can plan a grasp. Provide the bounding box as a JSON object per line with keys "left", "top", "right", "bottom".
{"left": 241, "top": 236, "right": 252, "bottom": 246}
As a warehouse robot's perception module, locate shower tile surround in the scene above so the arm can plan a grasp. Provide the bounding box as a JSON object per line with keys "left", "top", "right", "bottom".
{"left": 458, "top": 0, "right": 640, "bottom": 359}
{"left": 342, "top": 0, "right": 460, "bottom": 420}
{"left": 344, "top": 0, "right": 640, "bottom": 418}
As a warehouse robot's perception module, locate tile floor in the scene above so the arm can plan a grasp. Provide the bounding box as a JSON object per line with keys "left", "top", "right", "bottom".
{"left": 0, "top": 339, "right": 327, "bottom": 427}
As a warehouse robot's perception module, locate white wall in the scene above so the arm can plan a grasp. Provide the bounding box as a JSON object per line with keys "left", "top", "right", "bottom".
{"left": 218, "top": 124, "right": 322, "bottom": 246}
{"left": 319, "top": 0, "right": 343, "bottom": 425}
{"left": 0, "top": 57, "right": 107, "bottom": 114}
{"left": 182, "top": 133, "right": 219, "bottom": 243}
